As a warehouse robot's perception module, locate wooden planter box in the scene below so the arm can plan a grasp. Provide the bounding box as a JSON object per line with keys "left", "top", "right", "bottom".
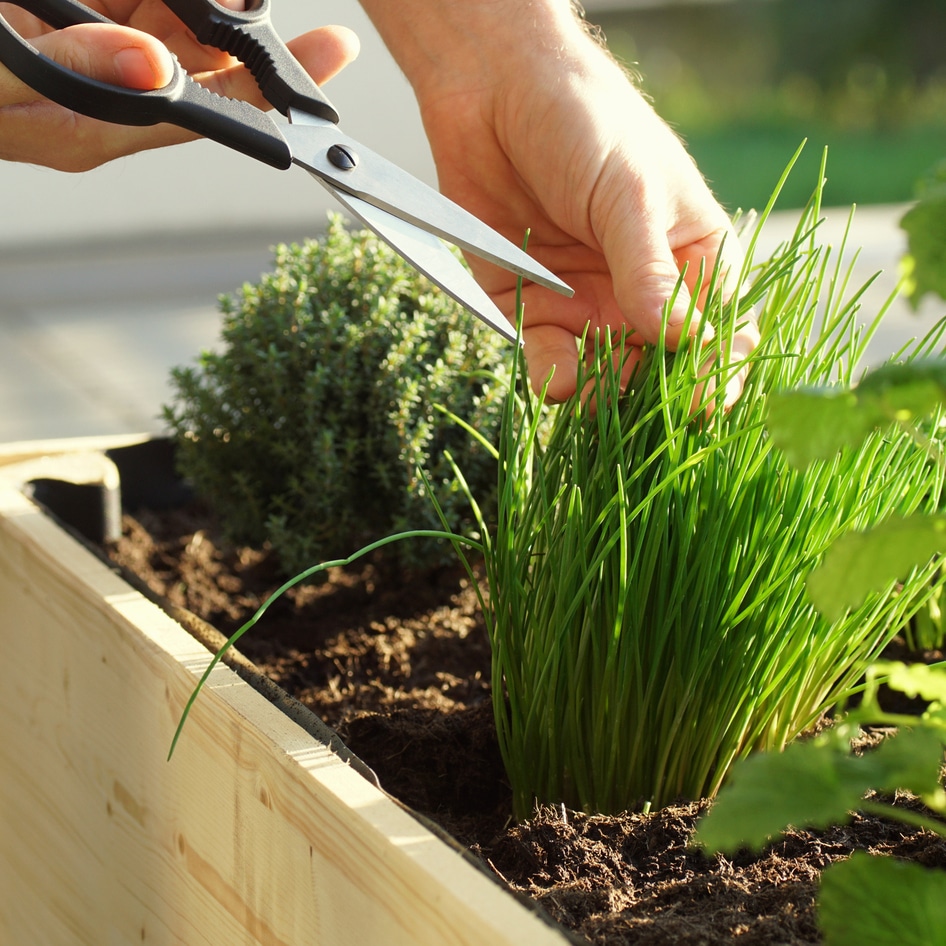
{"left": 0, "top": 435, "right": 567, "bottom": 946}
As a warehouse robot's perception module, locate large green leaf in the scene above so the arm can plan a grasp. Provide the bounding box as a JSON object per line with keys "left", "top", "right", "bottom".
{"left": 696, "top": 726, "right": 945, "bottom": 854}
{"left": 695, "top": 736, "right": 872, "bottom": 852}
{"left": 856, "top": 360, "right": 946, "bottom": 416}
{"left": 858, "top": 725, "right": 946, "bottom": 799}
{"left": 767, "top": 359, "right": 946, "bottom": 467}
{"left": 766, "top": 387, "right": 867, "bottom": 467}
{"left": 806, "top": 514, "right": 946, "bottom": 622}
{"left": 820, "top": 853, "right": 946, "bottom": 946}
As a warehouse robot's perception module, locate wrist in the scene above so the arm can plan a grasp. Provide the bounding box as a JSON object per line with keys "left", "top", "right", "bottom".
{"left": 359, "top": 0, "right": 598, "bottom": 103}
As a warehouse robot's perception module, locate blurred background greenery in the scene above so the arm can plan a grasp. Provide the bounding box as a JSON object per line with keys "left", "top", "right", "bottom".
{"left": 591, "top": 0, "right": 946, "bottom": 210}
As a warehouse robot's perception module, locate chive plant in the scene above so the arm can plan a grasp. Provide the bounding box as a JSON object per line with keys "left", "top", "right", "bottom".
{"left": 464, "top": 153, "right": 946, "bottom": 816}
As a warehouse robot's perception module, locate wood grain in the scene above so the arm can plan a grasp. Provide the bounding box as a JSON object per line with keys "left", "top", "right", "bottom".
{"left": 0, "top": 439, "right": 566, "bottom": 945}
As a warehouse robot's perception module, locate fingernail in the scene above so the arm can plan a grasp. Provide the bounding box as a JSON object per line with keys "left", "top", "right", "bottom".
{"left": 724, "top": 370, "right": 746, "bottom": 409}
{"left": 665, "top": 295, "right": 714, "bottom": 343}
{"left": 115, "top": 47, "right": 171, "bottom": 91}
{"left": 665, "top": 300, "right": 691, "bottom": 329}
{"left": 668, "top": 313, "right": 714, "bottom": 344}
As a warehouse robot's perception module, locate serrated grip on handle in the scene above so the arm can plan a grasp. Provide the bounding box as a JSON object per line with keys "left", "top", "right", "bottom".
{"left": 0, "top": 9, "right": 293, "bottom": 169}
{"left": 160, "top": 0, "right": 339, "bottom": 123}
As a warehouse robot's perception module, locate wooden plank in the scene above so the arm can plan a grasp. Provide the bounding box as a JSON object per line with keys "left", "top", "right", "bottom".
{"left": 0, "top": 432, "right": 151, "bottom": 468}
{"left": 0, "top": 440, "right": 567, "bottom": 946}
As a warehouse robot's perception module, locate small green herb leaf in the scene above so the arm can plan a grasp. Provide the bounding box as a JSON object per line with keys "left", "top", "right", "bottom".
{"left": 881, "top": 660, "right": 946, "bottom": 705}
{"left": 768, "top": 360, "right": 946, "bottom": 467}
{"left": 819, "top": 852, "right": 946, "bottom": 946}
{"left": 807, "top": 514, "right": 946, "bottom": 622}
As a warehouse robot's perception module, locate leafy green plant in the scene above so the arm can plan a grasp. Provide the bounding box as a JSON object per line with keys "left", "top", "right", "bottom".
{"left": 897, "top": 160, "right": 946, "bottom": 649}
{"left": 696, "top": 659, "right": 946, "bottom": 946}
{"left": 697, "top": 344, "right": 946, "bottom": 946}
{"left": 457, "top": 150, "right": 946, "bottom": 817}
{"left": 162, "top": 214, "right": 509, "bottom": 576}
{"left": 768, "top": 358, "right": 946, "bottom": 642}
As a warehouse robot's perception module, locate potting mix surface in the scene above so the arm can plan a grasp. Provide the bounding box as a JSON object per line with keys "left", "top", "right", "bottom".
{"left": 104, "top": 503, "right": 946, "bottom": 946}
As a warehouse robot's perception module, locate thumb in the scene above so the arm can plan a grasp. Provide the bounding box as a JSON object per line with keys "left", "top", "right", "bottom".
{"left": 11, "top": 23, "right": 174, "bottom": 97}
{"left": 601, "top": 205, "right": 711, "bottom": 350}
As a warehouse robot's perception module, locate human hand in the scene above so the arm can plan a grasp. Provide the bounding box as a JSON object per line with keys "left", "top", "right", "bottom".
{"left": 360, "top": 0, "right": 757, "bottom": 405}
{"left": 0, "top": 0, "right": 359, "bottom": 170}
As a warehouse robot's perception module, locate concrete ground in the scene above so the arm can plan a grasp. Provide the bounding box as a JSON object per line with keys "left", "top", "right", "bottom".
{"left": 1, "top": 204, "right": 943, "bottom": 447}
{"left": 0, "top": 225, "right": 307, "bottom": 444}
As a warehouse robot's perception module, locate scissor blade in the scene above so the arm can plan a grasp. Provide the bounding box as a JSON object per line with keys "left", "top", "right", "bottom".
{"left": 322, "top": 183, "right": 519, "bottom": 343}
{"left": 283, "top": 111, "right": 573, "bottom": 299}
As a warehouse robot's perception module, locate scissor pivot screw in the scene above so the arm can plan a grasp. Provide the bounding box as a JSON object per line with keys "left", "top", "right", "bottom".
{"left": 327, "top": 144, "right": 358, "bottom": 170}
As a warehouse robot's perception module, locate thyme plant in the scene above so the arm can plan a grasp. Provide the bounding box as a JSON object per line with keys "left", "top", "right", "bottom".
{"left": 162, "top": 214, "right": 508, "bottom": 576}
{"left": 469, "top": 154, "right": 946, "bottom": 816}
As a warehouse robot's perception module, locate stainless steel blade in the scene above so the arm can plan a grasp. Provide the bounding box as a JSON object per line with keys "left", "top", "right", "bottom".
{"left": 284, "top": 109, "right": 573, "bottom": 299}
{"left": 322, "top": 183, "right": 519, "bottom": 343}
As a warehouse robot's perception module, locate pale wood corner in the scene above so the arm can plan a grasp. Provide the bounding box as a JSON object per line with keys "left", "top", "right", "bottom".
{"left": 0, "top": 436, "right": 568, "bottom": 946}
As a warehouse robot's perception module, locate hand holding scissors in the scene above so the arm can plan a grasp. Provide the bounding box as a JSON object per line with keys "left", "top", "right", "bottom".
{"left": 0, "top": 0, "right": 573, "bottom": 340}
{"left": 0, "top": 1, "right": 360, "bottom": 169}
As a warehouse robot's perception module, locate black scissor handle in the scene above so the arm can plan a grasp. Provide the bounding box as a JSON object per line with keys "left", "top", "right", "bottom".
{"left": 161, "top": 0, "right": 338, "bottom": 123}
{"left": 0, "top": 0, "right": 293, "bottom": 169}
{"left": 8, "top": 0, "right": 97, "bottom": 30}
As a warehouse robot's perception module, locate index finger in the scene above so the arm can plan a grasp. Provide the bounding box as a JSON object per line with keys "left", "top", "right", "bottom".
{"left": 0, "top": 20, "right": 173, "bottom": 104}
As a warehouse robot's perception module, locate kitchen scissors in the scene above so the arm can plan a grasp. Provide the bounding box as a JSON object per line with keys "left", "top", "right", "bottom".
{"left": 0, "top": 0, "right": 574, "bottom": 341}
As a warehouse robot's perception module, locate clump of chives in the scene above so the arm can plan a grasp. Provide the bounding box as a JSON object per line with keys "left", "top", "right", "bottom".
{"left": 470, "top": 153, "right": 946, "bottom": 816}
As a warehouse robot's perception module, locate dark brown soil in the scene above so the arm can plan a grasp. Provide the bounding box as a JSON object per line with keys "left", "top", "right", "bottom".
{"left": 104, "top": 502, "right": 946, "bottom": 946}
